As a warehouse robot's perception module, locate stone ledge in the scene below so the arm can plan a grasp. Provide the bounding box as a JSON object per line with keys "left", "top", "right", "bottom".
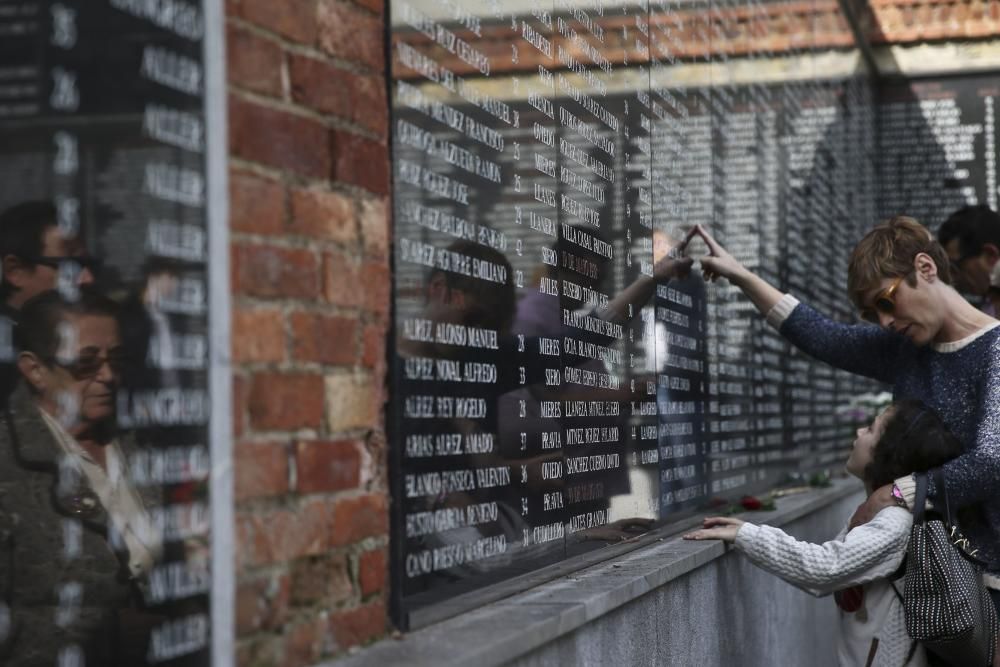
{"left": 329, "top": 477, "right": 862, "bottom": 666}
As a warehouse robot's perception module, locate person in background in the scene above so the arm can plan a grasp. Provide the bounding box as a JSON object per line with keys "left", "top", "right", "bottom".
{"left": 0, "top": 290, "right": 163, "bottom": 666}
{"left": 685, "top": 400, "right": 973, "bottom": 667}
{"left": 687, "top": 216, "right": 1000, "bottom": 618}
{"left": 0, "top": 201, "right": 99, "bottom": 407}
{"left": 938, "top": 204, "right": 1000, "bottom": 315}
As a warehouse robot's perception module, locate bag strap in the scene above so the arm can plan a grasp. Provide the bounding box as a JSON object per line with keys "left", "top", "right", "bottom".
{"left": 912, "top": 472, "right": 928, "bottom": 525}
{"left": 931, "top": 468, "right": 954, "bottom": 525}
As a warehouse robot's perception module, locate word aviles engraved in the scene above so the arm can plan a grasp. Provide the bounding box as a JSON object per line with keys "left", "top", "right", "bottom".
{"left": 404, "top": 466, "right": 511, "bottom": 498}
{"left": 147, "top": 613, "right": 208, "bottom": 662}
{"left": 401, "top": 317, "right": 498, "bottom": 349}
{"left": 146, "top": 220, "right": 206, "bottom": 261}
{"left": 145, "top": 162, "right": 204, "bottom": 207}
{"left": 405, "top": 534, "right": 506, "bottom": 577}
{"left": 400, "top": 238, "right": 507, "bottom": 284}
{"left": 404, "top": 356, "right": 497, "bottom": 383}
{"left": 405, "top": 501, "right": 498, "bottom": 537}
{"left": 404, "top": 432, "right": 494, "bottom": 457}
{"left": 147, "top": 561, "right": 211, "bottom": 604}
{"left": 141, "top": 46, "right": 201, "bottom": 95}
{"left": 143, "top": 104, "right": 203, "bottom": 153}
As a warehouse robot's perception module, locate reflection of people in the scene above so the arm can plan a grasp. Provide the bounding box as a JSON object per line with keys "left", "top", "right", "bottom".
{"left": 685, "top": 400, "right": 966, "bottom": 667}
{"left": 0, "top": 202, "right": 98, "bottom": 407}
{"left": 690, "top": 216, "right": 1000, "bottom": 616}
{"left": 938, "top": 205, "right": 1000, "bottom": 315}
{"left": 0, "top": 290, "right": 163, "bottom": 665}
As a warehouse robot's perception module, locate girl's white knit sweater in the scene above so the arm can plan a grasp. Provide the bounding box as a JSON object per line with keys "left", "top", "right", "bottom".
{"left": 735, "top": 506, "right": 926, "bottom": 667}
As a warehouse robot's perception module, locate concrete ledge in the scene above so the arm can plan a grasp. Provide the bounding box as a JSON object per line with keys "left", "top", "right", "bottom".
{"left": 332, "top": 478, "right": 863, "bottom": 667}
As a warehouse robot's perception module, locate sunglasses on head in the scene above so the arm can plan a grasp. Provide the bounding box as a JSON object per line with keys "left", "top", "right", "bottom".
{"left": 860, "top": 271, "right": 912, "bottom": 324}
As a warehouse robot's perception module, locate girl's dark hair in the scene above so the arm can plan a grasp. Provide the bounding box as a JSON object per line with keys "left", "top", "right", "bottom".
{"left": 865, "top": 399, "right": 964, "bottom": 489}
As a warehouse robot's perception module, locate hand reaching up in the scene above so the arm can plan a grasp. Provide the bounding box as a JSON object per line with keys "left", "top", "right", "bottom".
{"left": 686, "top": 224, "right": 749, "bottom": 285}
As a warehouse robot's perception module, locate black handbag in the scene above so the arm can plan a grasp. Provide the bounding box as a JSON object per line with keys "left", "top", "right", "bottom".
{"left": 903, "top": 470, "right": 998, "bottom": 666}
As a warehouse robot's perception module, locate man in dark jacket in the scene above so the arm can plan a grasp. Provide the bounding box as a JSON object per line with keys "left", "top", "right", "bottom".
{"left": 0, "top": 290, "right": 163, "bottom": 666}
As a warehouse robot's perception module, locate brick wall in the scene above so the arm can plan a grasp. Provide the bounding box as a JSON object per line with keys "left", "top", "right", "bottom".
{"left": 224, "top": 0, "right": 391, "bottom": 664}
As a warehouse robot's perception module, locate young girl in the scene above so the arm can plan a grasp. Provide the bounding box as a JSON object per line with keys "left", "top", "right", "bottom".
{"left": 684, "top": 400, "right": 966, "bottom": 667}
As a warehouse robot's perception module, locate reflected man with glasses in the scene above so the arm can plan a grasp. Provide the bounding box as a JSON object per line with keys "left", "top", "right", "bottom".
{"left": 0, "top": 289, "right": 165, "bottom": 665}
{"left": 0, "top": 201, "right": 100, "bottom": 409}
{"left": 687, "top": 215, "right": 1000, "bottom": 619}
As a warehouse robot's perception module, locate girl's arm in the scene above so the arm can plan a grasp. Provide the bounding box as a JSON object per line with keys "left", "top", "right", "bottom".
{"left": 737, "top": 508, "right": 910, "bottom": 594}
{"left": 686, "top": 508, "right": 911, "bottom": 594}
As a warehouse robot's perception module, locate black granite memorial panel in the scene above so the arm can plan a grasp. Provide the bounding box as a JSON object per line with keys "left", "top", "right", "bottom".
{"left": 390, "top": 0, "right": 880, "bottom": 628}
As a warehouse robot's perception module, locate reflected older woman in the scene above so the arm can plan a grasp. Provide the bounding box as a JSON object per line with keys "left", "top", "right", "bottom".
{"left": 0, "top": 290, "right": 162, "bottom": 665}
{"left": 688, "top": 215, "right": 1000, "bottom": 615}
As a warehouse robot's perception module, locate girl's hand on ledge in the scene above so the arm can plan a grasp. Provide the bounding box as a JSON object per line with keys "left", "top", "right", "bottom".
{"left": 682, "top": 516, "right": 746, "bottom": 543}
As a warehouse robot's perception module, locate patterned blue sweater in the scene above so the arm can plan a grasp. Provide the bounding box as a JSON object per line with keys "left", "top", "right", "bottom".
{"left": 772, "top": 296, "right": 1000, "bottom": 575}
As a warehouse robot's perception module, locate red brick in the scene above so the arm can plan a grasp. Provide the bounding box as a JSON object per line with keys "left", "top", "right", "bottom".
{"left": 236, "top": 635, "right": 283, "bottom": 667}
{"left": 294, "top": 440, "right": 360, "bottom": 493}
{"left": 248, "top": 372, "right": 325, "bottom": 430}
{"left": 289, "top": 312, "right": 357, "bottom": 365}
{"left": 233, "top": 375, "right": 248, "bottom": 439}
{"left": 233, "top": 243, "right": 320, "bottom": 300}
{"left": 323, "top": 251, "right": 363, "bottom": 308}
{"left": 230, "top": 170, "right": 285, "bottom": 236}
{"left": 238, "top": 0, "right": 318, "bottom": 44}
{"left": 349, "top": 73, "right": 389, "bottom": 136}
{"left": 227, "top": 25, "right": 283, "bottom": 97}
{"left": 329, "top": 493, "right": 388, "bottom": 547}
{"left": 232, "top": 306, "right": 285, "bottom": 364}
{"left": 236, "top": 571, "right": 290, "bottom": 635}
{"left": 235, "top": 440, "right": 289, "bottom": 502}
{"left": 239, "top": 499, "right": 334, "bottom": 567}
{"left": 360, "top": 323, "right": 386, "bottom": 368}
{"left": 288, "top": 54, "right": 354, "bottom": 121}
{"left": 332, "top": 131, "right": 389, "bottom": 195}
{"left": 329, "top": 600, "right": 386, "bottom": 650}
{"left": 230, "top": 96, "right": 332, "bottom": 180}
{"left": 361, "top": 260, "right": 391, "bottom": 318}
{"left": 288, "top": 54, "right": 387, "bottom": 136}
{"left": 317, "top": 0, "right": 384, "bottom": 70}
{"left": 289, "top": 187, "right": 356, "bottom": 244}
{"left": 349, "top": 0, "right": 384, "bottom": 15}
{"left": 358, "top": 548, "right": 386, "bottom": 597}
{"left": 289, "top": 553, "right": 353, "bottom": 606}
{"left": 358, "top": 197, "right": 389, "bottom": 258}
{"left": 283, "top": 618, "right": 325, "bottom": 667}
